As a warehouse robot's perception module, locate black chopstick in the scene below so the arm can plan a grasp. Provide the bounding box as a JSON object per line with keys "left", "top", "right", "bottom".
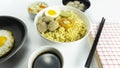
{"left": 85, "top": 17, "right": 106, "bottom": 68}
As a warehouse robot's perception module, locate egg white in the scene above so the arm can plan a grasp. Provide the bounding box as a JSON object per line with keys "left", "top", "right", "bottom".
{"left": 45, "top": 8, "right": 60, "bottom": 18}
{"left": 0, "top": 30, "right": 14, "bottom": 57}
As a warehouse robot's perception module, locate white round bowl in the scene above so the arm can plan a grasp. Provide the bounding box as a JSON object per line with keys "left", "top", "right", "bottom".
{"left": 28, "top": 46, "right": 63, "bottom": 68}
{"left": 34, "top": 6, "right": 91, "bottom": 45}
{"left": 28, "top": 1, "right": 48, "bottom": 19}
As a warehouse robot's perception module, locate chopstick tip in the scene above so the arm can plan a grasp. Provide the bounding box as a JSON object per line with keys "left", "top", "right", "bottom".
{"left": 102, "top": 17, "right": 106, "bottom": 20}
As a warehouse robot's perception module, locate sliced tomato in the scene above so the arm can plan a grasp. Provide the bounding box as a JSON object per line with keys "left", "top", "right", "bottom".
{"left": 59, "top": 18, "right": 74, "bottom": 29}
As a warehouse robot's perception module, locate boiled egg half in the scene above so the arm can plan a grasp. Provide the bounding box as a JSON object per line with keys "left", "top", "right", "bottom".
{"left": 0, "top": 30, "right": 14, "bottom": 57}
{"left": 45, "top": 8, "right": 60, "bottom": 18}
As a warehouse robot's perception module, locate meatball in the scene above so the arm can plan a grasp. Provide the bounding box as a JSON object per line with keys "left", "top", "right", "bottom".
{"left": 66, "top": 1, "right": 85, "bottom": 11}
{"left": 37, "top": 22, "right": 47, "bottom": 32}
{"left": 74, "top": 1, "right": 80, "bottom": 4}
{"left": 67, "top": 1, "right": 74, "bottom": 6}
{"left": 42, "top": 16, "right": 53, "bottom": 23}
{"left": 48, "top": 21, "right": 59, "bottom": 31}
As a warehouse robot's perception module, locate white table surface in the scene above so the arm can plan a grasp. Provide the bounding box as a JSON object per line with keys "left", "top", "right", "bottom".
{"left": 1, "top": 0, "right": 119, "bottom": 68}
{"left": 87, "top": 0, "right": 120, "bottom": 23}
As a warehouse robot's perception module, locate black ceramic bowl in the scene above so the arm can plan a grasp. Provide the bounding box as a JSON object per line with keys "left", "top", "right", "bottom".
{"left": 0, "top": 16, "right": 27, "bottom": 63}
{"left": 62, "top": 0, "right": 91, "bottom": 11}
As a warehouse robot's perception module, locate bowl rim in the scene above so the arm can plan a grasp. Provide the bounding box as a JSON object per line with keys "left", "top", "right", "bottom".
{"left": 34, "top": 6, "right": 91, "bottom": 44}
{"left": 0, "top": 16, "right": 27, "bottom": 63}
{"left": 28, "top": 46, "right": 64, "bottom": 68}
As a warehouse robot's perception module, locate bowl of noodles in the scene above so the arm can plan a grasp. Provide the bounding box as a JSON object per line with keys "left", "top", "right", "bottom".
{"left": 34, "top": 6, "right": 91, "bottom": 44}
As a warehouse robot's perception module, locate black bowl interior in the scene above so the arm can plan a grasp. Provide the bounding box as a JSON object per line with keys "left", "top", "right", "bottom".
{"left": 62, "top": 0, "right": 91, "bottom": 11}
{"left": 0, "top": 16, "right": 27, "bottom": 63}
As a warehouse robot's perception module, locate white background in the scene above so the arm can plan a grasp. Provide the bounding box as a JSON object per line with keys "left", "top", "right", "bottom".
{"left": 0, "top": 0, "right": 120, "bottom": 68}
{"left": 87, "top": 0, "right": 120, "bottom": 23}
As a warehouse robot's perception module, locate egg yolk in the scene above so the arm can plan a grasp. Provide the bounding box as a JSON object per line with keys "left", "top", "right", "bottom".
{"left": 0, "top": 36, "right": 7, "bottom": 47}
{"left": 48, "top": 10, "right": 56, "bottom": 16}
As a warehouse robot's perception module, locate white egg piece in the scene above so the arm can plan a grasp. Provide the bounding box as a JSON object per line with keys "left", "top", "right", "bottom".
{"left": 45, "top": 8, "right": 60, "bottom": 18}
{"left": 0, "top": 30, "right": 14, "bottom": 57}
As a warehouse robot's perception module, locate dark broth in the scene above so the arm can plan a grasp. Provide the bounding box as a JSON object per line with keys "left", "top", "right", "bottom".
{"left": 32, "top": 52, "right": 62, "bottom": 68}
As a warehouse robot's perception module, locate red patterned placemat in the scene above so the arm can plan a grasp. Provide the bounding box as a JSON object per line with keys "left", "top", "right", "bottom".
{"left": 91, "top": 23, "right": 120, "bottom": 68}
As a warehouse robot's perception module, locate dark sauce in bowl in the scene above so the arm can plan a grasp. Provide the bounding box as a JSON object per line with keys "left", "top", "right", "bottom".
{"left": 33, "top": 52, "right": 62, "bottom": 68}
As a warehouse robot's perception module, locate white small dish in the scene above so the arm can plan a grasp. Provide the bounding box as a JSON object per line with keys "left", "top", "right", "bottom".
{"left": 28, "top": 46, "right": 64, "bottom": 68}
{"left": 28, "top": 1, "right": 48, "bottom": 19}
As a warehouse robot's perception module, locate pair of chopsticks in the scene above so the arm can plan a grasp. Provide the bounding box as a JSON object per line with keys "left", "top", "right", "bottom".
{"left": 85, "top": 17, "right": 106, "bottom": 68}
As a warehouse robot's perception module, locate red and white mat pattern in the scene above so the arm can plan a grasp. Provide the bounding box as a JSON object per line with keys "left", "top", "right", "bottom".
{"left": 91, "top": 23, "right": 120, "bottom": 68}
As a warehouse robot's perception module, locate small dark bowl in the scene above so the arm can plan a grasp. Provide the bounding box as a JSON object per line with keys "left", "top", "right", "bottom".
{"left": 62, "top": 0, "right": 91, "bottom": 11}
{"left": 0, "top": 16, "right": 27, "bottom": 63}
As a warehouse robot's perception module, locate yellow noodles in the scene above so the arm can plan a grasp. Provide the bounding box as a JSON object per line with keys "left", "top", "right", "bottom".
{"left": 41, "top": 11, "right": 87, "bottom": 42}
